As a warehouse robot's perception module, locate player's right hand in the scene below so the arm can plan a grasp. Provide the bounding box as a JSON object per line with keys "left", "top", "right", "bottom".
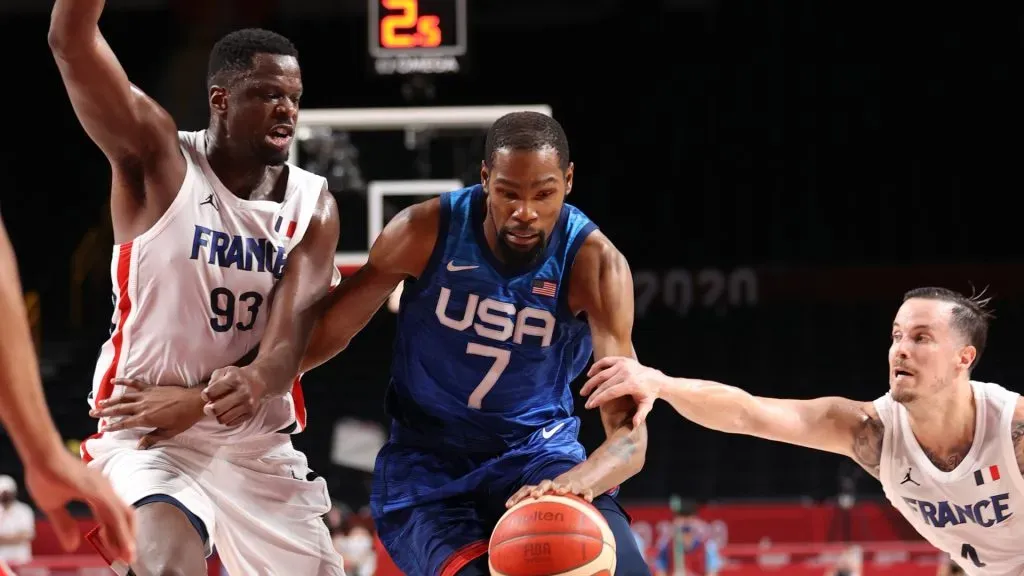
{"left": 581, "top": 356, "right": 661, "bottom": 428}
{"left": 91, "top": 379, "right": 205, "bottom": 449}
{"left": 24, "top": 449, "right": 136, "bottom": 564}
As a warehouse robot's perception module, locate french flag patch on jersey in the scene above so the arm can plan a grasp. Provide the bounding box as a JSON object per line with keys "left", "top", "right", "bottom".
{"left": 274, "top": 216, "right": 297, "bottom": 238}
{"left": 974, "top": 465, "right": 1001, "bottom": 485}
{"left": 531, "top": 279, "right": 558, "bottom": 298}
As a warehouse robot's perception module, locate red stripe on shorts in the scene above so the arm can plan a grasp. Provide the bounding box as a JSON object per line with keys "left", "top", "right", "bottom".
{"left": 439, "top": 540, "right": 488, "bottom": 576}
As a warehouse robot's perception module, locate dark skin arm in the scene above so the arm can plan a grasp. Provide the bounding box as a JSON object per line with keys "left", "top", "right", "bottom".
{"left": 48, "top": 0, "right": 183, "bottom": 242}
{"left": 507, "top": 232, "right": 647, "bottom": 506}
{"left": 299, "top": 198, "right": 439, "bottom": 372}
{"left": 201, "top": 188, "right": 341, "bottom": 426}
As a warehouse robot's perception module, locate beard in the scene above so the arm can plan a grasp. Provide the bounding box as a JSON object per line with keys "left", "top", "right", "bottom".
{"left": 891, "top": 387, "right": 919, "bottom": 404}
{"left": 496, "top": 228, "right": 548, "bottom": 270}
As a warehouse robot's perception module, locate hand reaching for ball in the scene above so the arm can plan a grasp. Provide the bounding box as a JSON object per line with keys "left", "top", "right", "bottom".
{"left": 506, "top": 478, "right": 594, "bottom": 508}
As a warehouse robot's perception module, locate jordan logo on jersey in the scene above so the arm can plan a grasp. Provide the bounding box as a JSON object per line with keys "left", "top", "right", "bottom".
{"left": 902, "top": 494, "right": 1013, "bottom": 528}
{"left": 189, "top": 225, "right": 287, "bottom": 278}
{"left": 435, "top": 286, "right": 555, "bottom": 347}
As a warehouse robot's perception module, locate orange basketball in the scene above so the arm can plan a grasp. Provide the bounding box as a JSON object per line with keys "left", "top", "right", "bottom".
{"left": 488, "top": 493, "right": 616, "bottom": 576}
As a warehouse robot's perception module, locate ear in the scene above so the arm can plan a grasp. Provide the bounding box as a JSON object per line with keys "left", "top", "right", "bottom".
{"left": 959, "top": 345, "right": 977, "bottom": 371}
{"left": 565, "top": 161, "right": 575, "bottom": 196}
{"left": 480, "top": 160, "right": 489, "bottom": 193}
{"left": 210, "top": 85, "right": 228, "bottom": 115}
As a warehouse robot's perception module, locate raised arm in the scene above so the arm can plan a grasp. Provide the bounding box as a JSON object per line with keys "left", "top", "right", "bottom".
{"left": 298, "top": 197, "right": 440, "bottom": 371}
{"left": 48, "top": 0, "right": 182, "bottom": 218}
{"left": 582, "top": 361, "right": 884, "bottom": 477}
{"left": 510, "top": 231, "right": 646, "bottom": 506}
{"left": 202, "top": 188, "right": 340, "bottom": 425}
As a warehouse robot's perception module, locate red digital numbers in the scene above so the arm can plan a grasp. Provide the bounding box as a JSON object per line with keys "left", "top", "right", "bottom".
{"left": 379, "top": 0, "right": 442, "bottom": 49}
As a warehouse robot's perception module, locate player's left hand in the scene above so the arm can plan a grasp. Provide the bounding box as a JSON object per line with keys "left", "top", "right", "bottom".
{"left": 506, "top": 479, "right": 594, "bottom": 508}
{"left": 581, "top": 356, "right": 660, "bottom": 428}
{"left": 202, "top": 366, "right": 267, "bottom": 427}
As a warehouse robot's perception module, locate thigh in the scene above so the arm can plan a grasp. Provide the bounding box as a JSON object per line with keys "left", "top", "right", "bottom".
{"left": 592, "top": 494, "right": 652, "bottom": 576}
{"left": 86, "top": 433, "right": 218, "bottom": 559}
{"left": 132, "top": 501, "right": 208, "bottom": 576}
{"left": 375, "top": 498, "right": 490, "bottom": 576}
{"left": 207, "top": 442, "right": 343, "bottom": 575}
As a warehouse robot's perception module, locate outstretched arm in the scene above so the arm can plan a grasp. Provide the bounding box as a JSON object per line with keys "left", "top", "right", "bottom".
{"left": 0, "top": 219, "right": 136, "bottom": 562}
{"left": 509, "top": 231, "right": 646, "bottom": 506}
{"left": 202, "top": 188, "right": 340, "bottom": 425}
{"left": 298, "top": 198, "right": 440, "bottom": 371}
{"left": 582, "top": 360, "right": 884, "bottom": 477}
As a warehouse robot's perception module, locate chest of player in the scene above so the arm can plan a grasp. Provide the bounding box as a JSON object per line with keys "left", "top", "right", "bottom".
{"left": 177, "top": 191, "right": 297, "bottom": 286}
{"left": 889, "top": 463, "right": 1019, "bottom": 531}
{"left": 424, "top": 269, "right": 576, "bottom": 353}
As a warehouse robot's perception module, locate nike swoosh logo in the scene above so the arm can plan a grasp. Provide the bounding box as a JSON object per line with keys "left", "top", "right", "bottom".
{"left": 541, "top": 422, "right": 566, "bottom": 439}
{"left": 447, "top": 261, "right": 479, "bottom": 272}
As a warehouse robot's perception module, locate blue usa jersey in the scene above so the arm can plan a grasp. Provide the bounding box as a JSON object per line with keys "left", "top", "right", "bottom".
{"left": 385, "top": 184, "right": 598, "bottom": 453}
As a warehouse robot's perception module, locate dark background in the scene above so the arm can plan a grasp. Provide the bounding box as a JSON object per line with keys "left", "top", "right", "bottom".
{"left": 1, "top": 0, "right": 1022, "bottom": 511}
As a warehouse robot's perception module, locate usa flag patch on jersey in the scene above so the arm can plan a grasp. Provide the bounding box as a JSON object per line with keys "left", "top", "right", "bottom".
{"left": 531, "top": 279, "right": 557, "bottom": 298}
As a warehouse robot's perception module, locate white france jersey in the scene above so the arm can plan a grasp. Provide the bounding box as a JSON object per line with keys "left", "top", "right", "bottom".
{"left": 875, "top": 381, "right": 1024, "bottom": 576}
{"left": 86, "top": 130, "right": 333, "bottom": 448}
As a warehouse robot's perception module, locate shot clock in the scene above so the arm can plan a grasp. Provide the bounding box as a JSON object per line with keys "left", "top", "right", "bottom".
{"left": 368, "top": 0, "right": 467, "bottom": 75}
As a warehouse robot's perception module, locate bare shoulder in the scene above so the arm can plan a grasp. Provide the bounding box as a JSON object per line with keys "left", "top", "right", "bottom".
{"left": 850, "top": 400, "right": 885, "bottom": 479}
{"left": 1009, "top": 397, "right": 1024, "bottom": 476}
{"left": 367, "top": 196, "right": 440, "bottom": 277}
{"left": 568, "top": 230, "right": 631, "bottom": 314}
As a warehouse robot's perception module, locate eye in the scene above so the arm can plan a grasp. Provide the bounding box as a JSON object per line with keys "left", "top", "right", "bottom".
{"left": 892, "top": 332, "right": 902, "bottom": 341}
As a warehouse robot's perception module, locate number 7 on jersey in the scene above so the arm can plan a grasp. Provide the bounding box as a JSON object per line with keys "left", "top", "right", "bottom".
{"left": 466, "top": 343, "right": 510, "bottom": 409}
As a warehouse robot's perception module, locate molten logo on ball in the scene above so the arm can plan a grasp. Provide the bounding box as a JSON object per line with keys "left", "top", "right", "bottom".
{"left": 489, "top": 494, "right": 617, "bottom": 576}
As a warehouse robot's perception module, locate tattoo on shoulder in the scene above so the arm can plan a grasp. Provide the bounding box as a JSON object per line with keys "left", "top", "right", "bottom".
{"left": 1012, "top": 420, "right": 1024, "bottom": 475}
{"left": 852, "top": 416, "right": 884, "bottom": 478}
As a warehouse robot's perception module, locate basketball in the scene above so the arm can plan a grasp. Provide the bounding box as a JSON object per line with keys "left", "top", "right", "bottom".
{"left": 488, "top": 494, "right": 616, "bottom": 576}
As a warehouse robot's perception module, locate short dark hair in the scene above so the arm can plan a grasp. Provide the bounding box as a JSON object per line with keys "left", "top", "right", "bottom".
{"left": 207, "top": 28, "right": 298, "bottom": 89}
{"left": 902, "top": 286, "right": 995, "bottom": 369}
{"left": 484, "top": 111, "right": 570, "bottom": 172}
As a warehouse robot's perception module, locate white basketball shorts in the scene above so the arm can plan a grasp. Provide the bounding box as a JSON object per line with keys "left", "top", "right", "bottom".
{"left": 83, "top": 429, "right": 345, "bottom": 575}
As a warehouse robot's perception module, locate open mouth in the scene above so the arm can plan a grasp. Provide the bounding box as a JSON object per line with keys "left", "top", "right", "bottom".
{"left": 894, "top": 369, "right": 915, "bottom": 378}
{"left": 266, "top": 124, "right": 294, "bottom": 150}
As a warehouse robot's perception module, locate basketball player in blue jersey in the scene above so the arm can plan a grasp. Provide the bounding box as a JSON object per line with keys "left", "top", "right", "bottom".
{"left": 300, "top": 112, "right": 652, "bottom": 575}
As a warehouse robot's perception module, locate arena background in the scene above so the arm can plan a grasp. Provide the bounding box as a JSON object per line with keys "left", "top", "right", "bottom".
{"left": 1, "top": 1, "right": 1023, "bottom": 574}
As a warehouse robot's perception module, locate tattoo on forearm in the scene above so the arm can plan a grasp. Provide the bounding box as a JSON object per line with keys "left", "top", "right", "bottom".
{"left": 608, "top": 434, "right": 637, "bottom": 462}
{"left": 1011, "top": 420, "right": 1024, "bottom": 475}
{"left": 852, "top": 416, "right": 884, "bottom": 478}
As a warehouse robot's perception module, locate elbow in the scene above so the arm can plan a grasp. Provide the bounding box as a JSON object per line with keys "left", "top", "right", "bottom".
{"left": 47, "top": 15, "right": 93, "bottom": 56}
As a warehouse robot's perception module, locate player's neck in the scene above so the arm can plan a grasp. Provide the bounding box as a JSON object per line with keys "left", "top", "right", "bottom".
{"left": 906, "top": 378, "right": 975, "bottom": 455}
{"left": 204, "top": 129, "right": 271, "bottom": 199}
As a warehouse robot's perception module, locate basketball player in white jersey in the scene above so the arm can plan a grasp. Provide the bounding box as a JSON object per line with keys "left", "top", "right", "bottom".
{"left": 582, "top": 287, "right": 1024, "bottom": 576}
{"left": 49, "top": 1, "right": 344, "bottom": 573}
{"left": 0, "top": 219, "right": 136, "bottom": 564}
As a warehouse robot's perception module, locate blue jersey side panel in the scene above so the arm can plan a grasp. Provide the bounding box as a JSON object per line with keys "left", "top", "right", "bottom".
{"left": 385, "top": 185, "right": 597, "bottom": 453}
